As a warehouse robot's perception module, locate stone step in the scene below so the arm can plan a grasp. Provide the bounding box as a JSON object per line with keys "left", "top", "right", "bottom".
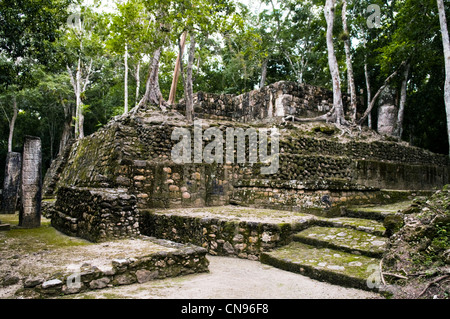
{"left": 0, "top": 223, "right": 11, "bottom": 231}
{"left": 314, "top": 216, "right": 386, "bottom": 237}
{"left": 342, "top": 200, "right": 412, "bottom": 221}
{"left": 260, "top": 241, "right": 381, "bottom": 291}
{"left": 292, "top": 226, "right": 387, "bottom": 258}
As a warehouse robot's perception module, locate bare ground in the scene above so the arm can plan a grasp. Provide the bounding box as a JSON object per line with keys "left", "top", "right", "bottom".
{"left": 59, "top": 255, "right": 381, "bottom": 299}
{"left": 0, "top": 214, "right": 380, "bottom": 299}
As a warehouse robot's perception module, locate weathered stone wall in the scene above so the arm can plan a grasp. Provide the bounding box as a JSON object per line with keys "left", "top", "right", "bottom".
{"left": 27, "top": 238, "right": 208, "bottom": 297}
{"left": 176, "top": 81, "right": 361, "bottom": 122}
{"left": 140, "top": 210, "right": 311, "bottom": 260}
{"left": 230, "top": 179, "right": 379, "bottom": 213}
{"left": 354, "top": 160, "right": 449, "bottom": 190}
{"left": 45, "top": 82, "right": 450, "bottom": 241}
{"left": 126, "top": 162, "right": 232, "bottom": 209}
{"left": 279, "top": 135, "right": 449, "bottom": 166}
{"left": 48, "top": 114, "right": 450, "bottom": 219}
{"left": 50, "top": 187, "right": 140, "bottom": 242}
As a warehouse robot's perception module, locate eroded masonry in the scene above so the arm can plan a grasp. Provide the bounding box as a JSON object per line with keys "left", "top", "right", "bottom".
{"left": 40, "top": 81, "right": 449, "bottom": 293}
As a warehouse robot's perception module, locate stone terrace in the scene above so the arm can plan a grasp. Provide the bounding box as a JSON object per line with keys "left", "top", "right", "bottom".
{"left": 0, "top": 214, "right": 208, "bottom": 298}
{"left": 36, "top": 81, "right": 450, "bottom": 295}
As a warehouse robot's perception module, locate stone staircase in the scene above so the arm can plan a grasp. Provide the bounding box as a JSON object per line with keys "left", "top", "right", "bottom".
{"left": 260, "top": 201, "right": 412, "bottom": 291}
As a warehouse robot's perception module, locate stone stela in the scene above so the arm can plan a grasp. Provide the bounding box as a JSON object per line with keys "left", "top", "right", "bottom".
{"left": 19, "top": 136, "right": 42, "bottom": 228}
{"left": 1, "top": 152, "right": 22, "bottom": 214}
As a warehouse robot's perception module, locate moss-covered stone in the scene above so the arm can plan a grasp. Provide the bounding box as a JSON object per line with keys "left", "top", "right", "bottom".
{"left": 343, "top": 200, "right": 414, "bottom": 221}
{"left": 382, "top": 187, "right": 450, "bottom": 299}
{"left": 315, "top": 216, "right": 386, "bottom": 237}
{"left": 260, "top": 241, "right": 381, "bottom": 291}
{"left": 293, "top": 226, "right": 387, "bottom": 258}
{"left": 383, "top": 213, "right": 405, "bottom": 237}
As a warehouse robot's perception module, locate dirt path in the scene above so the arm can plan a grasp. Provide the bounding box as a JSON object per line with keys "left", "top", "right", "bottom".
{"left": 64, "top": 255, "right": 381, "bottom": 299}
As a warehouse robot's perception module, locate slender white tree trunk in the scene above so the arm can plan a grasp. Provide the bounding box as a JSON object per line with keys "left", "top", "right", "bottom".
{"left": 135, "top": 59, "right": 140, "bottom": 106}
{"left": 124, "top": 42, "right": 129, "bottom": 114}
{"left": 437, "top": 0, "right": 450, "bottom": 156}
{"left": 168, "top": 31, "right": 187, "bottom": 105}
{"left": 67, "top": 57, "right": 92, "bottom": 139}
{"left": 324, "top": 0, "right": 346, "bottom": 125}
{"left": 395, "top": 63, "right": 410, "bottom": 138}
{"left": 75, "top": 57, "right": 82, "bottom": 138}
{"left": 342, "top": 0, "right": 357, "bottom": 122}
{"left": 183, "top": 33, "right": 196, "bottom": 124}
{"left": 260, "top": 58, "right": 268, "bottom": 89}
{"left": 7, "top": 95, "right": 17, "bottom": 153}
{"left": 364, "top": 55, "right": 372, "bottom": 128}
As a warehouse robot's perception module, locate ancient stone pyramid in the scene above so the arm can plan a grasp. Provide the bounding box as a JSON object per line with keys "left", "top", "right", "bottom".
{"left": 43, "top": 81, "right": 449, "bottom": 242}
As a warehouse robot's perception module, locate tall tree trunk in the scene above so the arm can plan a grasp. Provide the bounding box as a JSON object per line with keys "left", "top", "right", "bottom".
{"left": 342, "top": 0, "right": 357, "bottom": 122}
{"left": 67, "top": 56, "right": 92, "bottom": 139}
{"left": 182, "top": 33, "right": 196, "bottom": 124}
{"left": 168, "top": 31, "right": 187, "bottom": 106}
{"left": 124, "top": 42, "right": 129, "bottom": 114}
{"left": 67, "top": 58, "right": 83, "bottom": 139}
{"left": 135, "top": 47, "right": 166, "bottom": 112}
{"left": 395, "top": 63, "right": 410, "bottom": 138}
{"left": 58, "top": 96, "right": 72, "bottom": 156}
{"left": 48, "top": 122, "right": 54, "bottom": 160}
{"left": 76, "top": 57, "right": 84, "bottom": 139}
{"left": 7, "top": 95, "right": 17, "bottom": 153}
{"left": 358, "top": 61, "right": 406, "bottom": 125}
{"left": 284, "top": 53, "right": 302, "bottom": 84}
{"left": 437, "top": 0, "right": 450, "bottom": 156}
{"left": 260, "top": 58, "right": 268, "bottom": 89}
{"left": 2, "top": 95, "right": 20, "bottom": 214}
{"left": 364, "top": 55, "right": 372, "bottom": 128}
{"left": 59, "top": 120, "right": 72, "bottom": 156}
{"left": 324, "top": 0, "right": 346, "bottom": 125}
{"left": 135, "top": 59, "right": 141, "bottom": 106}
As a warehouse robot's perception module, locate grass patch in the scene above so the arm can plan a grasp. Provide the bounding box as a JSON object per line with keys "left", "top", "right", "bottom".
{"left": 0, "top": 213, "right": 91, "bottom": 253}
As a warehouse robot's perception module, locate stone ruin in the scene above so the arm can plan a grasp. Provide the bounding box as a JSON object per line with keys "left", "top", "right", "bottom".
{"left": 37, "top": 81, "right": 450, "bottom": 294}
{"left": 43, "top": 81, "right": 449, "bottom": 241}
{"left": 1, "top": 136, "right": 42, "bottom": 230}
{"left": 176, "top": 81, "right": 361, "bottom": 122}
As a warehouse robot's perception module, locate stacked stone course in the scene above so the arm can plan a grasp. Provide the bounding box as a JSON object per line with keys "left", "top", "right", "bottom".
{"left": 140, "top": 210, "right": 311, "bottom": 260}
{"left": 176, "top": 81, "right": 361, "bottom": 122}
{"left": 44, "top": 81, "right": 450, "bottom": 243}
{"left": 49, "top": 187, "right": 139, "bottom": 242}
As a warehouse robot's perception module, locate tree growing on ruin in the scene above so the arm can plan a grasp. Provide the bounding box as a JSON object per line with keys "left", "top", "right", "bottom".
{"left": 437, "top": 0, "right": 450, "bottom": 156}
{"left": 64, "top": 7, "right": 104, "bottom": 139}
{"left": 146, "top": 0, "right": 235, "bottom": 123}
{"left": 324, "top": 0, "right": 347, "bottom": 125}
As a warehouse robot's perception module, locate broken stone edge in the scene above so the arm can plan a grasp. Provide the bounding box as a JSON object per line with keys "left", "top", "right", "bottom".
{"left": 20, "top": 236, "right": 209, "bottom": 297}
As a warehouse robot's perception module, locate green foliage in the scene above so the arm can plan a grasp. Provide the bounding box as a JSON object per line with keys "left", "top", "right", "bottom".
{"left": 0, "top": 0, "right": 73, "bottom": 89}
{"left": 1, "top": 0, "right": 450, "bottom": 186}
